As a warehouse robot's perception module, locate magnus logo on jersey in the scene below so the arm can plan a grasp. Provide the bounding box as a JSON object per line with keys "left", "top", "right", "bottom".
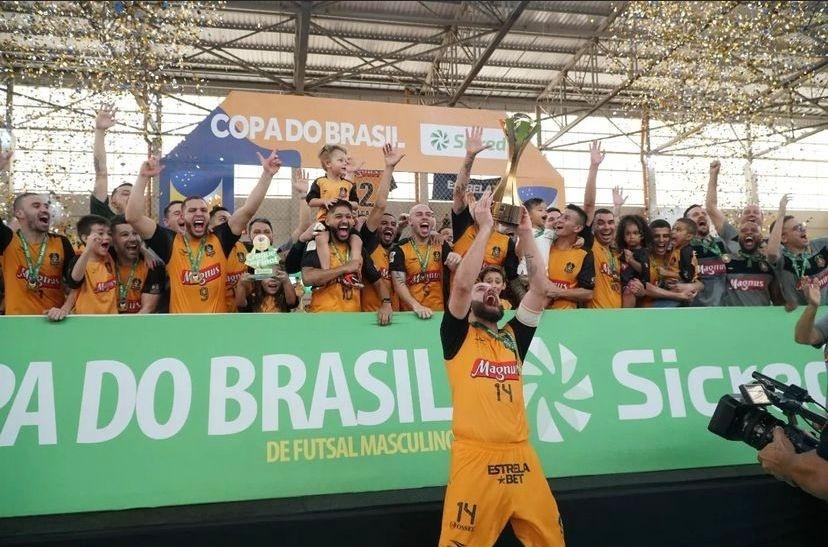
{"left": 181, "top": 264, "right": 221, "bottom": 285}
{"left": 470, "top": 359, "right": 520, "bottom": 382}
{"left": 93, "top": 279, "right": 117, "bottom": 294}
{"left": 698, "top": 260, "right": 726, "bottom": 277}
{"left": 728, "top": 277, "right": 768, "bottom": 291}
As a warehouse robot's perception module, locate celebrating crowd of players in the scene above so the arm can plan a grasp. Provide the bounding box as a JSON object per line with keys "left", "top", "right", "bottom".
{"left": 0, "top": 109, "right": 824, "bottom": 321}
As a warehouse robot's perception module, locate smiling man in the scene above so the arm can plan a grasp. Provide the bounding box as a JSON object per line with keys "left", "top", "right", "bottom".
{"left": 126, "top": 151, "right": 281, "bottom": 313}
{"left": 1, "top": 192, "right": 75, "bottom": 316}
{"left": 723, "top": 221, "right": 776, "bottom": 306}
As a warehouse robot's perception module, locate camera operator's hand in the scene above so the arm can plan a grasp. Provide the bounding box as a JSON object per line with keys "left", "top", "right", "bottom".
{"left": 758, "top": 427, "right": 797, "bottom": 485}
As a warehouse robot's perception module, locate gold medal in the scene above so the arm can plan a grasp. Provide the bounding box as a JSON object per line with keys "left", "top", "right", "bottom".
{"left": 721, "top": 254, "right": 731, "bottom": 264}
{"left": 118, "top": 300, "right": 128, "bottom": 312}
{"left": 27, "top": 278, "right": 39, "bottom": 291}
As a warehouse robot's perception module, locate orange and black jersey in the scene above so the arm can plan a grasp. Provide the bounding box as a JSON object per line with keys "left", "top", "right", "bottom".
{"left": 547, "top": 247, "right": 595, "bottom": 310}
{"left": 451, "top": 207, "right": 518, "bottom": 280}
{"left": 389, "top": 238, "right": 452, "bottom": 311}
{"left": 145, "top": 222, "right": 240, "bottom": 313}
{"left": 360, "top": 223, "right": 399, "bottom": 311}
{"left": 668, "top": 245, "right": 698, "bottom": 283}
{"left": 301, "top": 242, "right": 381, "bottom": 312}
{"left": 0, "top": 222, "right": 74, "bottom": 315}
{"left": 306, "top": 176, "right": 359, "bottom": 220}
{"left": 440, "top": 310, "right": 536, "bottom": 444}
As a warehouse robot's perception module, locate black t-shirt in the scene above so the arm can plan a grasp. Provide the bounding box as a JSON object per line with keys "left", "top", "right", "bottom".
{"left": 818, "top": 428, "right": 828, "bottom": 461}
{"left": 90, "top": 194, "right": 116, "bottom": 220}
{"left": 620, "top": 247, "right": 650, "bottom": 285}
{"left": 146, "top": 222, "right": 238, "bottom": 264}
{"left": 440, "top": 309, "right": 536, "bottom": 362}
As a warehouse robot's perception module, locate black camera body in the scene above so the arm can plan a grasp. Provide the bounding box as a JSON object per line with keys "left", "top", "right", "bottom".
{"left": 708, "top": 371, "right": 824, "bottom": 453}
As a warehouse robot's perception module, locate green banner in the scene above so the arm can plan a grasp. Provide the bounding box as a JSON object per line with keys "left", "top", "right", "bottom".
{"left": 0, "top": 308, "right": 825, "bottom": 518}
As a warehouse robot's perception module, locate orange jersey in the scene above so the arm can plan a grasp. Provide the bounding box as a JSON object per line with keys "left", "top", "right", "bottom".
{"left": 0, "top": 226, "right": 73, "bottom": 315}
{"left": 588, "top": 241, "right": 622, "bottom": 309}
{"left": 224, "top": 241, "right": 248, "bottom": 313}
{"left": 440, "top": 312, "right": 536, "bottom": 444}
{"left": 452, "top": 208, "right": 518, "bottom": 279}
{"left": 547, "top": 246, "right": 595, "bottom": 310}
{"left": 389, "top": 238, "right": 449, "bottom": 312}
{"left": 304, "top": 240, "right": 362, "bottom": 312}
{"left": 306, "top": 176, "right": 358, "bottom": 220}
{"left": 146, "top": 224, "right": 239, "bottom": 314}
{"left": 72, "top": 255, "right": 118, "bottom": 315}
{"left": 360, "top": 225, "right": 399, "bottom": 312}
{"left": 114, "top": 259, "right": 164, "bottom": 314}
{"left": 667, "top": 244, "right": 699, "bottom": 283}
{"left": 640, "top": 252, "right": 670, "bottom": 308}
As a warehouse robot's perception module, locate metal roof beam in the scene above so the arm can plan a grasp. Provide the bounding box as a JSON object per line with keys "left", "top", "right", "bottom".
{"left": 293, "top": 1, "right": 311, "bottom": 93}
{"left": 447, "top": 0, "right": 529, "bottom": 107}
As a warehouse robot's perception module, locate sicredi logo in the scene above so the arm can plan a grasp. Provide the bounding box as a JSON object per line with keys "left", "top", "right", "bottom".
{"left": 523, "top": 338, "right": 593, "bottom": 443}
{"left": 419, "top": 124, "right": 507, "bottom": 159}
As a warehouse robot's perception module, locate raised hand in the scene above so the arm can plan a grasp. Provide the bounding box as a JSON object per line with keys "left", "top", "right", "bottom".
{"left": 444, "top": 252, "right": 462, "bottom": 271}
{"left": 612, "top": 186, "right": 627, "bottom": 207}
{"left": 778, "top": 193, "right": 791, "bottom": 212}
{"left": 589, "top": 140, "right": 605, "bottom": 166}
{"left": 292, "top": 168, "right": 310, "bottom": 196}
{"left": 139, "top": 155, "right": 163, "bottom": 178}
{"left": 473, "top": 188, "right": 494, "bottom": 232}
{"left": 465, "top": 126, "right": 491, "bottom": 156}
{"left": 803, "top": 278, "right": 821, "bottom": 307}
{"left": 710, "top": 159, "right": 721, "bottom": 177}
{"left": 95, "top": 104, "right": 117, "bottom": 131}
{"left": 257, "top": 149, "right": 282, "bottom": 175}
{"left": 382, "top": 143, "right": 405, "bottom": 167}
{"left": 516, "top": 204, "right": 533, "bottom": 235}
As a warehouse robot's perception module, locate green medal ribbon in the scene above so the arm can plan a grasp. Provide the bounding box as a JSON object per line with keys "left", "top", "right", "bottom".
{"left": 692, "top": 236, "right": 723, "bottom": 258}
{"left": 782, "top": 246, "right": 812, "bottom": 280}
{"left": 604, "top": 243, "right": 620, "bottom": 281}
{"left": 410, "top": 240, "right": 433, "bottom": 276}
{"left": 116, "top": 259, "right": 139, "bottom": 310}
{"left": 183, "top": 234, "right": 208, "bottom": 281}
{"left": 17, "top": 230, "right": 48, "bottom": 289}
{"left": 737, "top": 250, "right": 765, "bottom": 270}
{"left": 470, "top": 321, "right": 518, "bottom": 357}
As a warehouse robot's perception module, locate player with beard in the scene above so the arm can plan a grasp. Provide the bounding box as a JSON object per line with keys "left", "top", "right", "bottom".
{"left": 683, "top": 163, "right": 731, "bottom": 307}
{"left": 390, "top": 203, "right": 456, "bottom": 319}
{"left": 723, "top": 221, "right": 777, "bottom": 306}
{"left": 107, "top": 215, "right": 164, "bottom": 313}
{"left": 581, "top": 141, "right": 622, "bottom": 308}
{"left": 126, "top": 151, "right": 281, "bottom": 313}
{"left": 641, "top": 219, "right": 698, "bottom": 307}
{"left": 546, "top": 204, "right": 595, "bottom": 309}
{"left": 302, "top": 200, "right": 381, "bottom": 312}
{"left": 90, "top": 105, "right": 132, "bottom": 220}
{"left": 1, "top": 192, "right": 75, "bottom": 316}
{"left": 438, "top": 189, "right": 565, "bottom": 547}
{"left": 767, "top": 194, "right": 828, "bottom": 308}
{"left": 360, "top": 144, "right": 404, "bottom": 323}
{"left": 451, "top": 127, "right": 520, "bottom": 298}
{"left": 209, "top": 206, "right": 248, "bottom": 312}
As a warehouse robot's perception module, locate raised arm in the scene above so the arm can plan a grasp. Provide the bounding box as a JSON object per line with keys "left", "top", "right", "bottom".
{"left": 794, "top": 281, "right": 824, "bottom": 345}
{"left": 229, "top": 149, "right": 281, "bottom": 236}
{"left": 583, "top": 140, "right": 605, "bottom": 225}
{"left": 766, "top": 193, "right": 790, "bottom": 263}
{"left": 611, "top": 185, "right": 627, "bottom": 219}
{"left": 290, "top": 169, "right": 314, "bottom": 243}
{"left": 125, "top": 156, "right": 161, "bottom": 239}
{"left": 448, "top": 189, "right": 494, "bottom": 318}
{"left": 92, "top": 105, "right": 116, "bottom": 203}
{"left": 365, "top": 144, "right": 405, "bottom": 232}
{"left": 705, "top": 160, "right": 726, "bottom": 234}
{"left": 453, "top": 127, "right": 491, "bottom": 214}
{"left": 70, "top": 234, "right": 104, "bottom": 283}
{"left": 514, "top": 206, "right": 549, "bottom": 312}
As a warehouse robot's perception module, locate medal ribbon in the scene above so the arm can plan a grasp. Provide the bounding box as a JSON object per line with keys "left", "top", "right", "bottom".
{"left": 410, "top": 240, "right": 433, "bottom": 276}
{"left": 692, "top": 236, "right": 723, "bottom": 258}
{"left": 470, "top": 321, "right": 518, "bottom": 358}
{"left": 17, "top": 230, "right": 48, "bottom": 286}
{"left": 116, "top": 259, "right": 139, "bottom": 305}
{"left": 737, "top": 250, "right": 764, "bottom": 270}
{"left": 782, "top": 246, "right": 812, "bottom": 280}
{"left": 183, "top": 234, "right": 207, "bottom": 276}
{"left": 330, "top": 241, "right": 351, "bottom": 267}
{"left": 604, "top": 244, "right": 620, "bottom": 281}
